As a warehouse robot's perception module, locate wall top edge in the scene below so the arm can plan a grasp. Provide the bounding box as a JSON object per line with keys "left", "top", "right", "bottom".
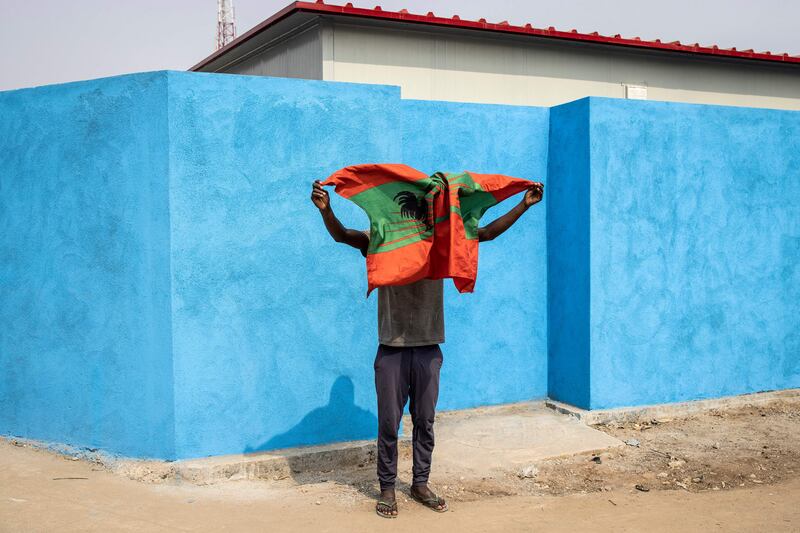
{"left": 0, "top": 70, "right": 170, "bottom": 96}
{"left": 4, "top": 72, "right": 798, "bottom": 116}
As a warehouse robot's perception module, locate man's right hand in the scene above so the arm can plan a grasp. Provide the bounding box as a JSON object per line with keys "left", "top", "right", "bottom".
{"left": 311, "top": 180, "right": 330, "bottom": 212}
{"left": 312, "top": 180, "right": 369, "bottom": 254}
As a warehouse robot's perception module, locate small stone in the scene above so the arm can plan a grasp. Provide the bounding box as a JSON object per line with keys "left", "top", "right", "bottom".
{"left": 657, "top": 472, "right": 668, "bottom": 478}
{"left": 518, "top": 465, "right": 539, "bottom": 479}
{"left": 634, "top": 484, "right": 649, "bottom": 492}
{"left": 668, "top": 459, "right": 685, "bottom": 469}
{"left": 692, "top": 477, "right": 702, "bottom": 483}
{"left": 712, "top": 442, "right": 720, "bottom": 449}
{"left": 624, "top": 438, "right": 640, "bottom": 447}
{"left": 749, "top": 474, "right": 756, "bottom": 478}
{"left": 315, "top": 501, "right": 321, "bottom": 505}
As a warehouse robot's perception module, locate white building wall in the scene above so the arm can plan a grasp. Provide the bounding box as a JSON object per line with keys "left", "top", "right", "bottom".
{"left": 323, "top": 21, "right": 800, "bottom": 110}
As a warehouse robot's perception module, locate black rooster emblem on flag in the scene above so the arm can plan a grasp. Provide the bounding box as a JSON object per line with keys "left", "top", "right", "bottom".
{"left": 393, "top": 173, "right": 447, "bottom": 231}
{"left": 394, "top": 191, "right": 429, "bottom": 228}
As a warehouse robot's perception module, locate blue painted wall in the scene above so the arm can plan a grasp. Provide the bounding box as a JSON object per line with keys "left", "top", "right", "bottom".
{"left": 586, "top": 97, "right": 800, "bottom": 409}
{"left": 166, "top": 72, "right": 399, "bottom": 458}
{"left": 546, "top": 100, "right": 591, "bottom": 408}
{"left": 3, "top": 73, "right": 799, "bottom": 459}
{"left": 400, "top": 99, "right": 549, "bottom": 412}
{"left": 165, "top": 74, "right": 549, "bottom": 458}
{"left": 0, "top": 73, "right": 175, "bottom": 458}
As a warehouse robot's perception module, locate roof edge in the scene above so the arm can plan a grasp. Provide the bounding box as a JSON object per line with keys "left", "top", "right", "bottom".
{"left": 190, "top": 1, "right": 800, "bottom": 71}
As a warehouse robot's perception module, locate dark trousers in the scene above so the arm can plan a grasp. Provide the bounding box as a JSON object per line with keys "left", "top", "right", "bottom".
{"left": 373, "top": 343, "right": 443, "bottom": 490}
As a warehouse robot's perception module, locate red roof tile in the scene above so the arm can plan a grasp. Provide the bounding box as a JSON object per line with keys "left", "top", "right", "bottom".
{"left": 190, "top": 1, "right": 800, "bottom": 71}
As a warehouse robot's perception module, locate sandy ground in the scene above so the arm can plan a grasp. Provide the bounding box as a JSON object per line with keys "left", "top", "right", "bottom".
{"left": 2, "top": 402, "right": 799, "bottom": 532}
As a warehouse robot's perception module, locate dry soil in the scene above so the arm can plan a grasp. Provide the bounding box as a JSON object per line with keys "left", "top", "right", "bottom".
{"left": 2, "top": 401, "right": 799, "bottom": 532}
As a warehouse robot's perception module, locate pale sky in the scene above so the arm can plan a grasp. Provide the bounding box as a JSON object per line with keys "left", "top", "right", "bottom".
{"left": 1, "top": 0, "right": 798, "bottom": 91}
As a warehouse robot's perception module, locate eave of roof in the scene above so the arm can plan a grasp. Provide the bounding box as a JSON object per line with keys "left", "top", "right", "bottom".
{"left": 190, "top": 0, "right": 800, "bottom": 71}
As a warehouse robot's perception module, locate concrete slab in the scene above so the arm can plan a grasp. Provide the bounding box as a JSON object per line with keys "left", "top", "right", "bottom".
{"left": 545, "top": 388, "right": 800, "bottom": 426}
{"left": 97, "top": 401, "right": 625, "bottom": 485}
{"left": 161, "top": 401, "right": 623, "bottom": 485}
{"left": 402, "top": 402, "right": 624, "bottom": 477}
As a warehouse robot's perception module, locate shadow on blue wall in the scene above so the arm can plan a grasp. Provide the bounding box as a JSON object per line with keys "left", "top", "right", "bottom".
{"left": 245, "top": 376, "right": 377, "bottom": 453}
{"left": 243, "top": 376, "right": 382, "bottom": 498}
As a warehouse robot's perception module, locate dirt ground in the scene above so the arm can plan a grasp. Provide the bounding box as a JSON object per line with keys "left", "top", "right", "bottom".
{"left": 2, "top": 401, "right": 799, "bottom": 532}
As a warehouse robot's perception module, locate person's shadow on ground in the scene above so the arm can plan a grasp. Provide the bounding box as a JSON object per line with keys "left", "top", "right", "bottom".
{"left": 245, "top": 376, "right": 389, "bottom": 499}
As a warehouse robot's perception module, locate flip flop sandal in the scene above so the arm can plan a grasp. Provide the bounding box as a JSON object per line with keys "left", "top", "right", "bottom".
{"left": 410, "top": 488, "right": 448, "bottom": 513}
{"left": 375, "top": 499, "right": 398, "bottom": 518}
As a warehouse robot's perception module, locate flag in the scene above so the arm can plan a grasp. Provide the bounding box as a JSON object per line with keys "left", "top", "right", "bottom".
{"left": 322, "top": 163, "right": 534, "bottom": 295}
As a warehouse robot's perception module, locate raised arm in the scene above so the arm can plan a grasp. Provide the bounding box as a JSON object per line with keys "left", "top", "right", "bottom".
{"left": 478, "top": 182, "right": 544, "bottom": 242}
{"left": 311, "top": 180, "right": 369, "bottom": 255}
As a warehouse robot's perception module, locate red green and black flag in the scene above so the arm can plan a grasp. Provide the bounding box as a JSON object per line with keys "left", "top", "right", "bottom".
{"left": 322, "top": 164, "right": 534, "bottom": 295}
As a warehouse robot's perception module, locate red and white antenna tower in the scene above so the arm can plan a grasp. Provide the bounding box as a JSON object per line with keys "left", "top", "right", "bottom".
{"left": 216, "top": 0, "right": 237, "bottom": 50}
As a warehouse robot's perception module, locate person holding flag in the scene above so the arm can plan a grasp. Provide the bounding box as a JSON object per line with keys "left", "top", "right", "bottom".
{"left": 311, "top": 165, "right": 543, "bottom": 518}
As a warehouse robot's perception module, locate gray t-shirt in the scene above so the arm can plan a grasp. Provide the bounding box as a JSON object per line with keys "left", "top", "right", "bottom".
{"left": 361, "top": 230, "right": 445, "bottom": 347}
{"left": 378, "top": 278, "right": 445, "bottom": 347}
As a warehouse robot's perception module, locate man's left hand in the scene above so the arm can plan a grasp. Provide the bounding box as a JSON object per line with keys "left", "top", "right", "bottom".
{"left": 523, "top": 182, "right": 544, "bottom": 207}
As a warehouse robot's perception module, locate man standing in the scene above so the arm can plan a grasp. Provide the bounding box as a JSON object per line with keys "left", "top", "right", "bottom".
{"left": 311, "top": 178, "right": 543, "bottom": 518}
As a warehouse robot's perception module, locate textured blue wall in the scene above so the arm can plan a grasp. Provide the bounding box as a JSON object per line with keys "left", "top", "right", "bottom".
{"left": 3, "top": 72, "right": 799, "bottom": 459}
{"left": 587, "top": 97, "right": 800, "bottom": 409}
{"left": 0, "top": 71, "right": 549, "bottom": 459}
{"left": 166, "top": 74, "right": 549, "bottom": 458}
{"left": 400, "top": 99, "right": 550, "bottom": 411}
{"left": 0, "top": 73, "right": 175, "bottom": 458}
{"left": 547, "top": 100, "right": 591, "bottom": 408}
{"left": 166, "top": 72, "right": 398, "bottom": 458}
